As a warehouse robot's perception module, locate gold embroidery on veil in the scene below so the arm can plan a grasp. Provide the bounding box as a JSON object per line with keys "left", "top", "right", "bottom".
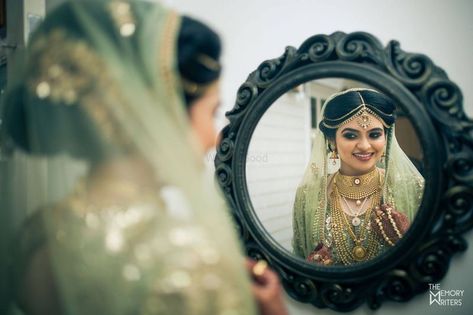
{"left": 27, "top": 29, "right": 131, "bottom": 146}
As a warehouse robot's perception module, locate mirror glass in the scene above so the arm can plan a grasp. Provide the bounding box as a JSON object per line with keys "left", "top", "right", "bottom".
{"left": 245, "top": 78, "right": 425, "bottom": 266}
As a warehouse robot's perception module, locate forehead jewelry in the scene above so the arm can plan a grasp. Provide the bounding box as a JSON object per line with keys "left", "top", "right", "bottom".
{"left": 321, "top": 89, "right": 392, "bottom": 129}
{"left": 356, "top": 92, "right": 371, "bottom": 129}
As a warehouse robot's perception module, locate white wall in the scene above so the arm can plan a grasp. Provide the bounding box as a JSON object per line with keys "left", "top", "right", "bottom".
{"left": 246, "top": 91, "right": 311, "bottom": 251}
{"left": 167, "top": 1, "right": 473, "bottom": 314}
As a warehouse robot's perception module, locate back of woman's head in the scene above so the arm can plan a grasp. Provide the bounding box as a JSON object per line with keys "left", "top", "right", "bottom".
{"left": 178, "top": 16, "right": 222, "bottom": 106}
{"left": 3, "top": 84, "right": 104, "bottom": 158}
{"left": 319, "top": 89, "right": 397, "bottom": 140}
{"left": 1, "top": 6, "right": 222, "bottom": 159}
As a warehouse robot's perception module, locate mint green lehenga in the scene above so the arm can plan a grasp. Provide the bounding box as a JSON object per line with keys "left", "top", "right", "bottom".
{"left": 5, "top": 1, "right": 257, "bottom": 314}
{"left": 292, "top": 90, "right": 425, "bottom": 266}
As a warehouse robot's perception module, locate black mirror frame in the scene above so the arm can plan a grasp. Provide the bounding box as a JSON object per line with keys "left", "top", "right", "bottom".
{"left": 215, "top": 31, "right": 473, "bottom": 311}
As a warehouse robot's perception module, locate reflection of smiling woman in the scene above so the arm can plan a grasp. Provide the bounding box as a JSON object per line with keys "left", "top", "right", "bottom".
{"left": 292, "top": 88, "right": 424, "bottom": 266}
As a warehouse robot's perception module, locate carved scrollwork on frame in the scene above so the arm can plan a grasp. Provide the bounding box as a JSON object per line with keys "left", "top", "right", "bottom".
{"left": 385, "top": 41, "right": 434, "bottom": 87}
{"left": 215, "top": 31, "right": 473, "bottom": 311}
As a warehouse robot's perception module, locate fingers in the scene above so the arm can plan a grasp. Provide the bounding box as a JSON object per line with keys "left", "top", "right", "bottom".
{"left": 246, "top": 258, "right": 257, "bottom": 270}
{"left": 251, "top": 268, "right": 281, "bottom": 300}
{"left": 253, "top": 260, "right": 268, "bottom": 277}
{"left": 252, "top": 270, "right": 288, "bottom": 315}
{"left": 246, "top": 258, "right": 289, "bottom": 315}
{"left": 246, "top": 258, "right": 268, "bottom": 277}
{"left": 246, "top": 258, "right": 269, "bottom": 283}
{"left": 246, "top": 258, "right": 280, "bottom": 287}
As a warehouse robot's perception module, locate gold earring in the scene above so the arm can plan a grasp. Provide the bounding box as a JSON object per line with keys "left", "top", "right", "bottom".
{"left": 331, "top": 150, "right": 338, "bottom": 165}
{"left": 380, "top": 151, "right": 386, "bottom": 164}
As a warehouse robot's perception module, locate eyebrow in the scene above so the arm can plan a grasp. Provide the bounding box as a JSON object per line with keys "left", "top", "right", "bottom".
{"left": 341, "top": 127, "right": 384, "bottom": 133}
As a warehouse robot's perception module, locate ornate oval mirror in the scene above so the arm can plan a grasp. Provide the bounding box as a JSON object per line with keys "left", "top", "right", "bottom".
{"left": 215, "top": 32, "right": 473, "bottom": 311}
{"left": 246, "top": 78, "right": 425, "bottom": 257}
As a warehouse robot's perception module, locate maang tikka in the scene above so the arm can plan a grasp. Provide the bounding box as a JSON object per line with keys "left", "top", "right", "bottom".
{"left": 356, "top": 92, "right": 371, "bottom": 129}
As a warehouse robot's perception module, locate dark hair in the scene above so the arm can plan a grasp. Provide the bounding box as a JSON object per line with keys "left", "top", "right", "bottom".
{"left": 2, "top": 85, "right": 110, "bottom": 160}
{"left": 2, "top": 10, "right": 222, "bottom": 158}
{"left": 318, "top": 89, "right": 396, "bottom": 140}
{"left": 178, "top": 16, "right": 222, "bottom": 107}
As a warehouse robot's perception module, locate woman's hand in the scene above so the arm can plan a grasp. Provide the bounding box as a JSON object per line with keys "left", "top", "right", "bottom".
{"left": 306, "top": 242, "right": 333, "bottom": 265}
{"left": 246, "top": 258, "right": 289, "bottom": 315}
{"left": 371, "top": 204, "right": 410, "bottom": 246}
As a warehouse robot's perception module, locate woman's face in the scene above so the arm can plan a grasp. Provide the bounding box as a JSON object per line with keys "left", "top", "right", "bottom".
{"left": 334, "top": 113, "right": 386, "bottom": 176}
{"left": 189, "top": 81, "right": 221, "bottom": 154}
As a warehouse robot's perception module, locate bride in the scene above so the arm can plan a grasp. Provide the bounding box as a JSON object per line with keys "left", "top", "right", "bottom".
{"left": 2, "top": 1, "right": 288, "bottom": 314}
{"left": 292, "top": 88, "right": 425, "bottom": 266}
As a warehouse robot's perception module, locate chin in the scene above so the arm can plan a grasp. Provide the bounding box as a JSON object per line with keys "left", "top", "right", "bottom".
{"left": 347, "top": 161, "right": 377, "bottom": 174}
{"left": 354, "top": 165, "right": 374, "bottom": 173}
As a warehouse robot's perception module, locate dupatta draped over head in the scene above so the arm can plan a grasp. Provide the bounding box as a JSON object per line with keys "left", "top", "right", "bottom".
{"left": 2, "top": 1, "right": 256, "bottom": 314}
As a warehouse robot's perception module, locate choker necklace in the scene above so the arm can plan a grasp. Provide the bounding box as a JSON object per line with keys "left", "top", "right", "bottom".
{"left": 334, "top": 168, "right": 380, "bottom": 204}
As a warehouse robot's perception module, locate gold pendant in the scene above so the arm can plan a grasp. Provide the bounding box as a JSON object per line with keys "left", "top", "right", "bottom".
{"left": 352, "top": 217, "right": 361, "bottom": 226}
{"left": 352, "top": 245, "right": 367, "bottom": 261}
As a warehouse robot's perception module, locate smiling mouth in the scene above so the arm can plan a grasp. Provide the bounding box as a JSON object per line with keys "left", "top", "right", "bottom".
{"left": 353, "top": 152, "right": 374, "bottom": 161}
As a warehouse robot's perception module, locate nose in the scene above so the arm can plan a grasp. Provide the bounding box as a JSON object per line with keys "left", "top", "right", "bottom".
{"left": 356, "top": 136, "right": 371, "bottom": 151}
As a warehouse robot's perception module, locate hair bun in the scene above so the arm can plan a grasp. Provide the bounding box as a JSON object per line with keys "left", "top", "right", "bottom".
{"left": 178, "top": 16, "right": 222, "bottom": 106}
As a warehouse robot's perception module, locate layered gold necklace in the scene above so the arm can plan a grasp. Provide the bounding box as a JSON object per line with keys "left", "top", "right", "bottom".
{"left": 334, "top": 167, "right": 380, "bottom": 203}
{"left": 330, "top": 168, "right": 383, "bottom": 264}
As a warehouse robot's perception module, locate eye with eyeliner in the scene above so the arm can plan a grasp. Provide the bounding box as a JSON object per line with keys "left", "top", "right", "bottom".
{"left": 341, "top": 130, "right": 384, "bottom": 140}
{"left": 342, "top": 132, "right": 357, "bottom": 140}
{"left": 369, "top": 131, "right": 383, "bottom": 139}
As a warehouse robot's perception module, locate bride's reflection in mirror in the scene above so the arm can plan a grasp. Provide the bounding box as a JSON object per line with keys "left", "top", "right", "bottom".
{"left": 246, "top": 79, "right": 425, "bottom": 266}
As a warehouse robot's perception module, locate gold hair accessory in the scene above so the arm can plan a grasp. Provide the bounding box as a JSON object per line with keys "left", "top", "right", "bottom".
{"left": 321, "top": 88, "right": 393, "bottom": 129}
{"left": 197, "top": 54, "right": 221, "bottom": 72}
{"left": 252, "top": 260, "right": 268, "bottom": 277}
{"left": 356, "top": 92, "right": 372, "bottom": 129}
{"left": 181, "top": 78, "right": 216, "bottom": 96}
{"left": 321, "top": 106, "right": 390, "bottom": 129}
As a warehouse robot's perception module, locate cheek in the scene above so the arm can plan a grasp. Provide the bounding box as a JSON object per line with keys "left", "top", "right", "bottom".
{"left": 204, "top": 114, "right": 217, "bottom": 140}
{"left": 336, "top": 138, "right": 355, "bottom": 155}
{"left": 373, "top": 138, "right": 387, "bottom": 151}
{"left": 191, "top": 106, "right": 217, "bottom": 149}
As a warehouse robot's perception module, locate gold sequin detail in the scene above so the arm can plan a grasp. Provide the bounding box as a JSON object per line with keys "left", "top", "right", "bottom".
{"left": 26, "top": 29, "right": 131, "bottom": 147}
{"left": 108, "top": 1, "right": 136, "bottom": 37}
